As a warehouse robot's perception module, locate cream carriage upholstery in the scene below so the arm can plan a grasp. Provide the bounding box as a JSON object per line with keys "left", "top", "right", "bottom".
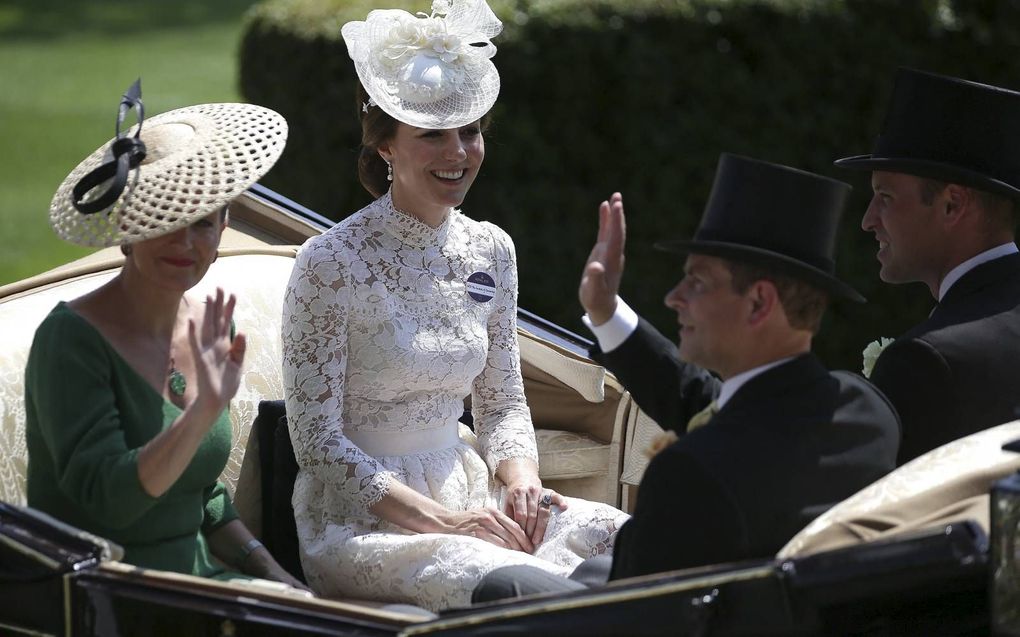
{"left": 780, "top": 420, "right": 1020, "bottom": 558}
{"left": 0, "top": 245, "right": 634, "bottom": 525}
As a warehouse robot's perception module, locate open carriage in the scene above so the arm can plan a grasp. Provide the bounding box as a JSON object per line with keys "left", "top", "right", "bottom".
{"left": 0, "top": 185, "right": 1006, "bottom": 635}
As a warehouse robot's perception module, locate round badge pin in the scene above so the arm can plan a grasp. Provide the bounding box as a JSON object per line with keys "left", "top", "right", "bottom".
{"left": 466, "top": 271, "right": 496, "bottom": 302}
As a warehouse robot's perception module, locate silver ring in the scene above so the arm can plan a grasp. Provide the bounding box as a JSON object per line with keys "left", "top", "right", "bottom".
{"left": 539, "top": 493, "right": 553, "bottom": 509}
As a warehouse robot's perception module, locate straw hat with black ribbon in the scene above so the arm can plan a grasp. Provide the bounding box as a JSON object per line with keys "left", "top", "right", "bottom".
{"left": 49, "top": 79, "right": 288, "bottom": 247}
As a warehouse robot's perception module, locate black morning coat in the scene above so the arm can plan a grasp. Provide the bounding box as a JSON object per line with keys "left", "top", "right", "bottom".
{"left": 870, "top": 251, "right": 1020, "bottom": 465}
{"left": 590, "top": 319, "right": 900, "bottom": 579}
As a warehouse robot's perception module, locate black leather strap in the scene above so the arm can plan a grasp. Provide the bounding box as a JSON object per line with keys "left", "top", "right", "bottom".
{"left": 72, "top": 79, "right": 147, "bottom": 215}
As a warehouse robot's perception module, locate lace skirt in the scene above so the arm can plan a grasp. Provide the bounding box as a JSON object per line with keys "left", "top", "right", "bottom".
{"left": 294, "top": 425, "right": 629, "bottom": 611}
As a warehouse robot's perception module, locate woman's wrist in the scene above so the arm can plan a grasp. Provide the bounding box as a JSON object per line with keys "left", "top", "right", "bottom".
{"left": 237, "top": 538, "right": 264, "bottom": 568}
{"left": 238, "top": 542, "right": 276, "bottom": 577}
{"left": 186, "top": 395, "right": 226, "bottom": 426}
{"left": 419, "top": 506, "right": 458, "bottom": 534}
{"left": 496, "top": 457, "right": 541, "bottom": 487}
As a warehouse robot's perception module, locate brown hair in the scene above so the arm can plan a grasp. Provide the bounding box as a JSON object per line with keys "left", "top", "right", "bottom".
{"left": 355, "top": 83, "right": 494, "bottom": 198}
{"left": 725, "top": 261, "right": 830, "bottom": 334}
{"left": 356, "top": 83, "right": 401, "bottom": 199}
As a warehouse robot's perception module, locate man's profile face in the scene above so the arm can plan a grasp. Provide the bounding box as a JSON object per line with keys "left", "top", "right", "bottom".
{"left": 862, "top": 171, "right": 944, "bottom": 285}
{"left": 664, "top": 254, "right": 748, "bottom": 378}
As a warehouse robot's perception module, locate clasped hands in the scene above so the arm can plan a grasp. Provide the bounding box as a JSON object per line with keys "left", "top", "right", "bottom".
{"left": 445, "top": 478, "right": 567, "bottom": 553}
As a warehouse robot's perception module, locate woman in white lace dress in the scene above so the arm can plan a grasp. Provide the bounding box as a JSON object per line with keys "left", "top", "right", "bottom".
{"left": 281, "top": 0, "right": 628, "bottom": 611}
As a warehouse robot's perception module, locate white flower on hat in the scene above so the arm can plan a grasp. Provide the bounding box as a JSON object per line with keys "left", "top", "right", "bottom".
{"left": 432, "top": 0, "right": 454, "bottom": 14}
{"left": 379, "top": 14, "right": 463, "bottom": 67}
{"left": 862, "top": 337, "right": 894, "bottom": 378}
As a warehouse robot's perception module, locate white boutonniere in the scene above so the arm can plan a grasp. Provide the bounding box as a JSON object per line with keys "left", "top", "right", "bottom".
{"left": 862, "top": 337, "right": 894, "bottom": 378}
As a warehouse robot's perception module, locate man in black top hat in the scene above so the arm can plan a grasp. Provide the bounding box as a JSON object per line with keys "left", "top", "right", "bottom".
{"left": 837, "top": 68, "right": 1020, "bottom": 464}
{"left": 472, "top": 155, "right": 898, "bottom": 600}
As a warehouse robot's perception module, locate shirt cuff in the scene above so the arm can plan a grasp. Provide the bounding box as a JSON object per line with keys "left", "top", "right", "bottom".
{"left": 581, "top": 296, "right": 639, "bottom": 353}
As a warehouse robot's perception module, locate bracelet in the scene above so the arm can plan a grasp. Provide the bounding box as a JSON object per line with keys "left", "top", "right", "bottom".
{"left": 239, "top": 538, "right": 264, "bottom": 564}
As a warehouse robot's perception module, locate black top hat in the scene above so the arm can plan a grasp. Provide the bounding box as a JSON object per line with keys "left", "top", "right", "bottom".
{"left": 835, "top": 68, "right": 1020, "bottom": 200}
{"left": 656, "top": 154, "right": 864, "bottom": 302}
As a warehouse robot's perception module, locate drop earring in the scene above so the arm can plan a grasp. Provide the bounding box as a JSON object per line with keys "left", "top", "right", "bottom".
{"left": 386, "top": 160, "right": 393, "bottom": 182}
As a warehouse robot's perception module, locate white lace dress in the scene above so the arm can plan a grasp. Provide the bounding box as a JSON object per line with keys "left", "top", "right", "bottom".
{"left": 282, "top": 193, "right": 628, "bottom": 610}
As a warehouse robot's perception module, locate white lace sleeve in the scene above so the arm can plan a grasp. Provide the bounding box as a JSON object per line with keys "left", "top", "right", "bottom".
{"left": 472, "top": 225, "right": 539, "bottom": 473}
{"left": 282, "top": 238, "right": 393, "bottom": 516}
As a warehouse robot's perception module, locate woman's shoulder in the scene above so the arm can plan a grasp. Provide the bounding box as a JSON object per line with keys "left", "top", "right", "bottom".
{"left": 297, "top": 204, "right": 378, "bottom": 262}
{"left": 28, "top": 302, "right": 108, "bottom": 373}
{"left": 454, "top": 212, "right": 515, "bottom": 254}
{"left": 33, "top": 302, "right": 94, "bottom": 340}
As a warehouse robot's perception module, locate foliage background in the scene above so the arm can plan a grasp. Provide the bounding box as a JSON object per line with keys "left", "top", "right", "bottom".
{"left": 239, "top": 0, "right": 1020, "bottom": 371}
{"left": 5, "top": 0, "right": 1019, "bottom": 373}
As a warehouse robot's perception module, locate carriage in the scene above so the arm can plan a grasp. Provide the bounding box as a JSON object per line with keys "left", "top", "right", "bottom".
{"left": 0, "top": 185, "right": 1004, "bottom": 635}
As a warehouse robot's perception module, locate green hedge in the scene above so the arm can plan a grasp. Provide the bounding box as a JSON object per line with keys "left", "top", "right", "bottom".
{"left": 240, "top": 0, "right": 1020, "bottom": 372}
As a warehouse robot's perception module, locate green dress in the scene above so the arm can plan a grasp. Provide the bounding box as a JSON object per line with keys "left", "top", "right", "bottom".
{"left": 24, "top": 302, "right": 239, "bottom": 578}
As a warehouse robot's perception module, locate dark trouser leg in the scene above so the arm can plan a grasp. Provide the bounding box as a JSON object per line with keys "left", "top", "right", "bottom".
{"left": 568, "top": 554, "right": 612, "bottom": 588}
{"left": 471, "top": 565, "right": 587, "bottom": 604}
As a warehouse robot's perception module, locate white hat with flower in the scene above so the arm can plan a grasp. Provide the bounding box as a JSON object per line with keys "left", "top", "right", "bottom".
{"left": 341, "top": 0, "right": 502, "bottom": 129}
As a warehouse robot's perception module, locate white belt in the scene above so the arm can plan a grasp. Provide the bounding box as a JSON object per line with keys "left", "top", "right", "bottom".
{"left": 346, "top": 421, "right": 461, "bottom": 457}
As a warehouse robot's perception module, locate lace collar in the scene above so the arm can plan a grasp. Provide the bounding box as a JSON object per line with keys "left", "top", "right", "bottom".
{"left": 373, "top": 191, "right": 455, "bottom": 248}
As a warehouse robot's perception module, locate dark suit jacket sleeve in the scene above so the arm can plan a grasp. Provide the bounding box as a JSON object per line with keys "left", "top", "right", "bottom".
{"left": 869, "top": 337, "right": 957, "bottom": 464}
{"left": 610, "top": 447, "right": 746, "bottom": 580}
{"left": 589, "top": 317, "right": 719, "bottom": 431}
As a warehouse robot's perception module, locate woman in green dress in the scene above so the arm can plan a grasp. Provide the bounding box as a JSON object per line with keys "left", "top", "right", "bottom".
{"left": 24, "top": 81, "right": 302, "bottom": 588}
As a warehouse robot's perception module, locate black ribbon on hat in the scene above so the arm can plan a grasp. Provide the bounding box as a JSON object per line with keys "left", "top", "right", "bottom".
{"left": 72, "top": 79, "right": 147, "bottom": 215}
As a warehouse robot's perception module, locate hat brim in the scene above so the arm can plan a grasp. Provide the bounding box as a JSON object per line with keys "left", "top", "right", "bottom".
{"left": 654, "top": 239, "right": 866, "bottom": 303}
{"left": 50, "top": 103, "right": 288, "bottom": 247}
{"left": 834, "top": 154, "right": 1020, "bottom": 200}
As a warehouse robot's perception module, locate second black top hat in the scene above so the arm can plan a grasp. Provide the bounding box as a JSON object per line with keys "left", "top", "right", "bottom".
{"left": 836, "top": 67, "right": 1020, "bottom": 200}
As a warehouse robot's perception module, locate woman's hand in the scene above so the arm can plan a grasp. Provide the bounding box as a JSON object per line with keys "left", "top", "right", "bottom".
{"left": 207, "top": 521, "right": 312, "bottom": 593}
{"left": 137, "top": 290, "right": 246, "bottom": 498}
{"left": 439, "top": 507, "right": 534, "bottom": 553}
{"left": 188, "top": 288, "right": 246, "bottom": 416}
{"left": 505, "top": 478, "right": 568, "bottom": 547}
{"left": 244, "top": 549, "right": 312, "bottom": 593}
{"left": 497, "top": 458, "right": 569, "bottom": 547}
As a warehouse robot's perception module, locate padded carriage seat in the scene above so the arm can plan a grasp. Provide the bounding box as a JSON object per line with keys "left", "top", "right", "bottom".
{"left": 779, "top": 420, "right": 1020, "bottom": 558}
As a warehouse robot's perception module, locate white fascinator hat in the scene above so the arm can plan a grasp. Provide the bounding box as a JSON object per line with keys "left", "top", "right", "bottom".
{"left": 341, "top": 0, "right": 502, "bottom": 129}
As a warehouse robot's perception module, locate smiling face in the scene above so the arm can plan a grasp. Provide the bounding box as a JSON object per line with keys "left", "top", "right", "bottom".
{"left": 125, "top": 209, "right": 226, "bottom": 293}
{"left": 663, "top": 254, "right": 752, "bottom": 378}
{"left": 379, "top": 121, "right": 484, "bottom": 222}
{"left": 861, "top": 171, "right": 947, "bottom": 289}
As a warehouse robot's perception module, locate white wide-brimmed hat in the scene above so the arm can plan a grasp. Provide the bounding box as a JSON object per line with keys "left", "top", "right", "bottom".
{"left": 49, "top": 85, "right": 288, "bottom": 247}
{"left": 341, "top": 0, "right": 502, "bottom": 129}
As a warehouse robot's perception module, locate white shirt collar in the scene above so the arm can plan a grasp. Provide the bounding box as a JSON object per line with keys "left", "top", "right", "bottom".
{"left": 717, "top": 355, "right": 797, "bottom": 408}
{"left": 938, "top": 243, "right": 1018, "bottom": 301}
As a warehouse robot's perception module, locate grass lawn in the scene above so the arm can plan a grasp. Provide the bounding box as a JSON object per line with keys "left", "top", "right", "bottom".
{"left": 0, "top": 0, "right": 259, "bottom": 286}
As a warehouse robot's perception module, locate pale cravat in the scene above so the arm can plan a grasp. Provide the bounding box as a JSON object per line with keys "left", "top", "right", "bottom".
{"left": 686, "top": 400, "right": 719, "bottom": 432}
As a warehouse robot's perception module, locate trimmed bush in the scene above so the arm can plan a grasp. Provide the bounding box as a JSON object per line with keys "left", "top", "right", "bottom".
{"left": 240, "top": 0, "right": 1020, "bottom": 372}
